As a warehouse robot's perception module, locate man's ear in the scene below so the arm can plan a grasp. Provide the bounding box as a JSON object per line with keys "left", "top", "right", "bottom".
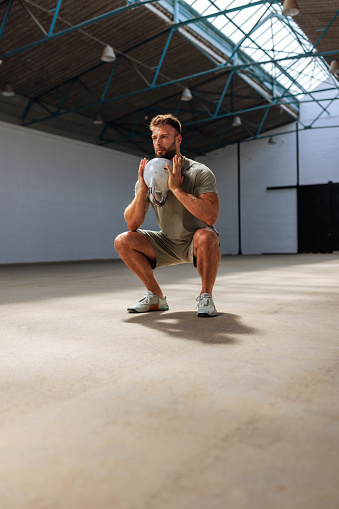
{"left": 176, "top": 134, "right": 182, "bottom": 146}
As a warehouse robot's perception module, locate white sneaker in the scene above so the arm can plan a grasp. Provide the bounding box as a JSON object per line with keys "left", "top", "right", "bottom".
{"left": 127, "top": 290, "right": 169, "bottom": 313}
{"left": 196, "top": 293, "right": 217, "bottom": 317}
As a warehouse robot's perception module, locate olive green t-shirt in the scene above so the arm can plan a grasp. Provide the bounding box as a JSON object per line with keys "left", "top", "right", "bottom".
{"left": 135, "top": 157, "right": 218, "bottom": 241}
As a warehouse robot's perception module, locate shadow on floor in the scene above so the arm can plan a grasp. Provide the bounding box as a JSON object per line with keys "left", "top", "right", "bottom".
{"left": 124, "top": 311, "right": 257, "bottom": 344}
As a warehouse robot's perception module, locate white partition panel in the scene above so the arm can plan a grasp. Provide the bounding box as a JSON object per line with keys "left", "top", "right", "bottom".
{"left": 0, "top": 122, "right": 157, "bottom": 263}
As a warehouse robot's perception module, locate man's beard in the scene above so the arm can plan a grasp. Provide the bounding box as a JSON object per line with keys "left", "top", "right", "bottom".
{"left": 156, "top": 141, "right": 176, "bottom": 160}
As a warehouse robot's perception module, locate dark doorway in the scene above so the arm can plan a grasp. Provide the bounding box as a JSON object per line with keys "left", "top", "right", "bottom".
{"left": 298, "top": 182, "right": 339, "bottom": 253}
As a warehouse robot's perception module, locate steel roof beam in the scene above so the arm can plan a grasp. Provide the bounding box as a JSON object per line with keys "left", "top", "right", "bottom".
{"left": 0, "top": 0, "right": 157, "bottom": 58}
{"left": 29, "top": 46, "right": 339, "bottom": 127}
{"left": 0, "top": 0, "right": 13, "bottom": 38}
{"left": 22, "top": 43, "right": 339, "bottom": 127}
{"left": 313, "top": 8, "right": 339, "bottom": 51}
{"left": 48, "top": 0, "right": 64, "bottom": 36}
{"left": 213, "top": 71, "right": 234, "bottom": 118}
{"left": 152, "top": 28, "right": 175, "bottom": 86}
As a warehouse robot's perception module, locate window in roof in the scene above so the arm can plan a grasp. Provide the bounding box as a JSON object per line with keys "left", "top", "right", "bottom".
{"left": 182, "top": 0, "right": 335, "bottom": 97}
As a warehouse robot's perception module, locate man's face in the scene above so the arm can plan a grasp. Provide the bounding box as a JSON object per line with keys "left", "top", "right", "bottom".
{"left": 151, "top": 125, "right": 181, "bottom": 160}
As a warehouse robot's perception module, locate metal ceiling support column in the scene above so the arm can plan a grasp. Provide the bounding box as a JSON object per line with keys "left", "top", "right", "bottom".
{"left": 237, "top": 143, "right": 242, "bottom": 256}
{"left": 151, "top": 28, "right": 174, "bottom": 87}
{"left": 215, "top": 118, "right": 232, "bottom": 149}
{"left": 56, "top": 80, "right": 73, "bottom": 113}
{"left": 255, "top": 106, "right": 270, "bottom": 138}
{"left": 100, "top": 56, "right": 121, "bottom": 101}
{"left": 296, "top": 122, "right": 299, "bottom": 187}
{"left": 0, "top": 0, "right": 13, "bottom": 38}
{"left": 214, "top": 71, "right": 234, "bottom": 118}
{"left": 21, "top": 98, "right": 34, "bottom": 122}
{"left": 48, "top": 0, "right": 64, "bottom": 36}
{"left": 97, "top": 122, "right": 108, "bottom": 143}
{"left": 129, "top": 110, "right": 148, "bottom": 139}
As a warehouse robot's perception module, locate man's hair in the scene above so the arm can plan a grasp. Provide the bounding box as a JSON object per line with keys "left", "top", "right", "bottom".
{"left": 149, "top": 114, "right": 181, "bottom": 135}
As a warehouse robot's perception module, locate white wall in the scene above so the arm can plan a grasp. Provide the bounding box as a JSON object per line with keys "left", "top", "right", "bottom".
{"left": 299, "top": 87, "right": 339, "bottom": 185}
{"left": 0, "top": 85, "right": 338, "bottom": 263}
{"left": 200, "top": 86, "right": 339, "bottom": 255}
{"left": 201, "top": 128, "right": 298, "bottom": 255}
{"left": 0, "top": 122, "right": 157, "bottom": 263}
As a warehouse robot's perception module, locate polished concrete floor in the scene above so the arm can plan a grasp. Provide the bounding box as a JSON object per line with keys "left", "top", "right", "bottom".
{"left": 1, "top": 254, "right": 338, "bottom": 509}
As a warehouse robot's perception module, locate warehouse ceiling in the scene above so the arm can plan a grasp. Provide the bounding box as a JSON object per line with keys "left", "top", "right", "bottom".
{"left": 0, "top": 0, "right": 338, "bottom": 157}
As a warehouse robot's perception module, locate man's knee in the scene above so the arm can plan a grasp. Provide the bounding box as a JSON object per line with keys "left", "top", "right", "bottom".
{"left": 114, "top": 231, "right": 127, "bottom": 253}
{"left": 114, "top": 230, "right": 156, "bottom": 263}
{"left": 114, "top": 230, "right": 139, "bottom": 254}
{"left": 194, "top": 228, "right": 219, "bottom": 251}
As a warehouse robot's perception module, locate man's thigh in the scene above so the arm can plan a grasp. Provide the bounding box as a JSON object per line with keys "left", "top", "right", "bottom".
{"left": 138, "top": 230, "right": 194, "bottom": 268}
{"left": 120, "top": 230, "right": 157, "bottom": 265}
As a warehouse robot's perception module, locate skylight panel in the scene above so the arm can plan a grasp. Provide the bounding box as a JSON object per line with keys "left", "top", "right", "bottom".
{"left": 189, "top": 0, "right": 208, "bottom": 12}
{"left": 201, "top": 4, "right": 219, "bottom": 17}
{"left": 212, "top": 15, "right": 228, "bottom": 31}
{"left": 181, "top": 0, "right": 331, "bottom": 97}
{"left": 214, "top": 0, "right": 227, "bottom": 8}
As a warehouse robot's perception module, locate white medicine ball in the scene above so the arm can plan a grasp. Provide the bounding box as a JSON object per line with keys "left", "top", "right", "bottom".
{"left": 143, "top": 158, "right": 172, "bottom": 193}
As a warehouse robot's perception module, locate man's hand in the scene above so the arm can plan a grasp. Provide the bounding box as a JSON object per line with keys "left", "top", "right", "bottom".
{"left": 167, "top": 155, "right": 184, "bottom": 192}
{"left": 138, "top": 158, "right": 149, "bottom": 194}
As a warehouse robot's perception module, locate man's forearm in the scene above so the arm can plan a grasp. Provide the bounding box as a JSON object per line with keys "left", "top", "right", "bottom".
{"left": 171, "top": 188, "right": 219, "bottom": 225}
{"left": 124, "top": 190, "right": 149, "bottom": 231}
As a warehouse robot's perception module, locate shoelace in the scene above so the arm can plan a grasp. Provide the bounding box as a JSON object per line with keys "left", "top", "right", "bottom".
{"left": 196, "top": 295, "right": 210, "bottom": 308}
{"left": 139, "top": 294, "right": 151, "bottom": 303}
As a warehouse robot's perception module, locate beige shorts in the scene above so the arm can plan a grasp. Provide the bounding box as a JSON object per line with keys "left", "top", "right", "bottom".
{"left": 138, "top": 230, "right": 195, "bottom": 269}
{"left": 138, "top": 227, "right": 219, "bottom": 269}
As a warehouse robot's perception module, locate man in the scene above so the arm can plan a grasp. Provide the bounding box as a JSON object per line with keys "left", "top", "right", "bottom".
{"left": 114, "top": 113, "right": 220, "bottom": 317}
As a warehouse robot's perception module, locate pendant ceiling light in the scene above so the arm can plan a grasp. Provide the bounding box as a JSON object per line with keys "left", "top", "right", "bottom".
{"left": 282, "top": 0, "right": 300, "bottom": 17}
{"left": 1, "top": 83, "right": 15, "bottom": 97}
{"left": 181, "top": 87, "right": 193, "bottom": 101}
{"left": 101, "top": 45, "right": 116, "bottom": 63}
{"left": 329, "top": 59, "right": 339, "bottom": 75}
{"left": 93, "top": 113, "right": 104, "bottom": 125}
{"left": 232, "top": 116, "right": 242, "bottom": 127}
